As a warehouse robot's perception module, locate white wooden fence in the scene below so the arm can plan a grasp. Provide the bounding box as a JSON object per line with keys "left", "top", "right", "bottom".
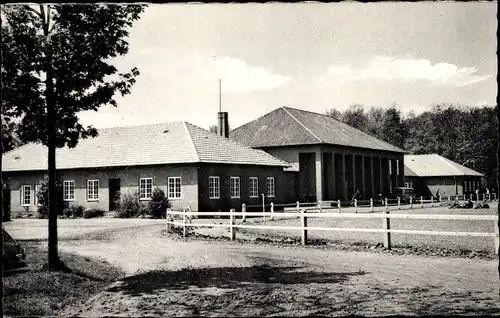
{"left": 166, "top": 200, "right": 500, "bottom": 254}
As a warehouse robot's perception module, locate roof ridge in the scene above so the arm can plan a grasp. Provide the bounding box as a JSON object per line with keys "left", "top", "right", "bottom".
{"left": 281, "top": 107, "right": 323, "bottom": 143}
{"left": 439, "top": 155, "right": 471, "bottom": 176}
{"left": 97, "top": 121, "right": 186, "bottom": 131}
{"left": 183, "top": 122, "right": 200, "bottom": 162}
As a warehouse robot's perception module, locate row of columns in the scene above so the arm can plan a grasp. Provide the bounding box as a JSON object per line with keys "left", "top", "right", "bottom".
{"left": 313, "top": 151, "right": 404, "bottom": 201}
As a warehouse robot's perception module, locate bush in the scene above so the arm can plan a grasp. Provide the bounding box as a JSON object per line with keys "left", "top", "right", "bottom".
{"left": 147, "top": 187, "right": 169, "bottom": 219}
{"left": 83, "top": 208, "right": 105, "bottom": 219}
{"left": 71, "top": 205, "right": 85, "bottom": 218}
{"left": 36, "top": 175, "right": 64, "bottom": 219}
{"left": 115, "top": 191, "right": 141, "bottom": 218}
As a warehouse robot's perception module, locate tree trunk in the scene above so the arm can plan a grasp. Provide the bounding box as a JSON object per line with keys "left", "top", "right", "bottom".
{"left": 42, "top": 5, "right": 61, "bottom": 269}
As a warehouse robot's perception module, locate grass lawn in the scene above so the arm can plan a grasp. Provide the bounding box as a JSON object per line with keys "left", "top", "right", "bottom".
{"left": 3, "top": 240, "right": 125, "bottom": 316}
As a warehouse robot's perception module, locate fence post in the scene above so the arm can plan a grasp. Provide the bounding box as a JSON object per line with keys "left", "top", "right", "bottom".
{"left": 318, "top": 200, "right": 322, "bottom": 213}
{"left": 421, "top": 196, "right": 424, "bottom": 208}
{"left": 230, "top": 208, "right": 236, "bottom": 241}
{"left": 430, "top": 196, "right": 433, "bottom": 207}
{"left": 354, "top": 199, "right": 358, "bottom": 213}
{"left": 182, "top": 210, "right": 187, "bottom": 238}
{"left": 166, "top": 208, "right": 172, "bottom": 233}
{"left": 384, "top": 198, "right": 388, "bottom": 212}
{"left": 337, "top": 200, "right": 341, "bottom": 213}
{"left": 383, "top": 207, "right": 391, "bottom": 250}
{"left": 296, "top": 201, "right": 300, "bottom": 212}
{"left": 301, "top": 209, "right": 307, "bottom": 246}
{"left": 261, "top": 193, "right": 266, "bottom": 222}
{"left": 242, "top": 203, "right": 246, "bottom": 223}
{"left": 270, "top": 202, "right": 274, "bottom": 221}
{"left": 447, "top": 195, "right": 450, "bottom": 202}
{"left": 409, "top": 196, "right": 413, "bottom": 209}
{"left": 370, "top": 198, "right": 374, "bottom": 213}
{"left": 470, "top": 193, "right": 473, "bottom": 201}
{"left": 397, "top": 197, "right": 401, "bottom": 210}
{"left": 495, "top": 218, "right": 499, "bottom": 255}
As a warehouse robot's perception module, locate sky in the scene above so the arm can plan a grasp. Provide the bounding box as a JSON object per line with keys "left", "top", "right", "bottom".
{"left": 77, "top": 2, "right": 498, "bottom": 131}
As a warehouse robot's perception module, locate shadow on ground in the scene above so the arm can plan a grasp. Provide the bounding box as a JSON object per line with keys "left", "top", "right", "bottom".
{"left": 106, "top": 265, "right": 366, "bottom": 296}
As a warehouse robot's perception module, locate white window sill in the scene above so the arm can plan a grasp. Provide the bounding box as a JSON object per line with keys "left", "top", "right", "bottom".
{"left": 21, "top": 204, "right": 31, "bottom": 207}
{"left": 139, "top": 198, "right": 152, "bottom": 201}
{"left": 249, "top": 196, "right": 258, "bottom": 198}
{"left": 168, "top": 197, "right": 182, "bottom": 200}
{"left": 87, "top": 199, "right": 99, "bottom": 202}
{"left": 63, "top": 199, "right": 75, "bottom": 202}
{"left": 209, "top": 197, "right": 221, "bottom": 200}
{"left": 231, "top": 196, "right": 241, "bottom": 199}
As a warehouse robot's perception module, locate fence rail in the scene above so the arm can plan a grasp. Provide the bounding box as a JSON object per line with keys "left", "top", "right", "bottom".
{"left": 166, "top": 203, "right": 500, "bottom": 254}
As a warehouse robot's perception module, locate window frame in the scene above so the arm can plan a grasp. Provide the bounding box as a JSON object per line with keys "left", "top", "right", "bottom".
{"left": 63, "top": 180, "right": 75, "bottom": 201}
{"left": 230, "top": 177, "right": 240, "bottom": 199}
{"left": 139, "top": 177, "right": 153, "bottom": 200}
{"left": 87, "top": 179, "right": 100, "bottom": 201}
{"left": 266, "top": 177, "right": 275, "bottom": 198}
{"left": 209, "top": 176, "right": 220, "bottom": 199}
{"left": 168, "top": 177, "right": 182, "bottom": 199}
{"left": 249, "top": 177, "right": 259, "bottom": 198}
{"left": 21, "top": 185, "right": 31, "bottom": 206}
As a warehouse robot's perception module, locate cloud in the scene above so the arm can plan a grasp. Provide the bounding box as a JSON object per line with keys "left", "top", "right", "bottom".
{"left": 324, "top": 56, "right": 492, "bottom": 87}
{"left": 194, "top": 56, "right": 291, "bottom": 93}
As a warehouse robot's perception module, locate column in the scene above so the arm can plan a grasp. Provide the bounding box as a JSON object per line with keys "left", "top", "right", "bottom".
{"left": 361, "top": 156, "right": 366, "bottom": 199}
{"left": 370, "top": 156, "right": 375, "bottom": 198}
{"left": 332, "top": 152, "right": 336, "bottom": 200}
{"left": 315, "top": 150, "right": 323, "bottom": 202}
{"left": 390, "top": 158, "right": 397, "bottom": 192}
{"left": 352, "top": 154, "right": 356, "bottom": 197}
{"left": 342, "top": 153, "right": 347, "bottom": 200}
{"left": 398, "top": 158, "right": 404, "bottom": 187}
{"left": 379, "top": 156, "right": 383, "bottom": 195}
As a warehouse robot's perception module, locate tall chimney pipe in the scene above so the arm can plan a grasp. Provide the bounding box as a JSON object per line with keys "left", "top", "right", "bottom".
{"left": 217, "top": 112, "right": 229, "bottom": 138}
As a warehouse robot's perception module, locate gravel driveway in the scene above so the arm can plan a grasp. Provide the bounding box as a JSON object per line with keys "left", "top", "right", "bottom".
{"left": 5, "top": 219, "right": 499, "bottom": 316}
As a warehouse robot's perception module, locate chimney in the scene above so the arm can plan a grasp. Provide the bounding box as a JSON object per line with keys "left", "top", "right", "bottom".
{"left": 217, "top": 112, "right": 229, "bottom": 138}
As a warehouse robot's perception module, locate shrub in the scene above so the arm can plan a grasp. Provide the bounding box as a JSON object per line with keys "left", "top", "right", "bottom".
{"left": 62, "top": 208, "right": 73, "bottom": 219}
{"left": 115, "top": 191, "right": 141, "bottom": 218}
{"left": 36, "top": 175, "right": 64, "bottom": 219}
{"left": 71, "top": 205, "right": 85, "bottom": 218}
{"left": 83, "top": 208, "right": 105, "bottom": 219}
{"left": 147, "top": 187, "right": 169, "bottom": 219}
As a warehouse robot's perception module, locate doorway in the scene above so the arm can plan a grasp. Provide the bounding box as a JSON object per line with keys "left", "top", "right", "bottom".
{"left": 3, "top": 189, "right": 11, "bottom": 221}
{"left": 109, "top": 178, "right": 121, "bottom": 211}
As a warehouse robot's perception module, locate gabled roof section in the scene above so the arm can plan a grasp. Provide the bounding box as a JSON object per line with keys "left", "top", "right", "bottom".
{"left": 230, "top": 106, "right": 405, "bottom": 153}
{"left": 2, "top": 121, "right": 289, "bottom": 172}
{"left": 404, "top": 154, "right": 484, "bottom": 177}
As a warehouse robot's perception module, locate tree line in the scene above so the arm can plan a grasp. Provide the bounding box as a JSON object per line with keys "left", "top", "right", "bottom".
{"left": 326, "top": 103, "right": 498, "bottom": 191}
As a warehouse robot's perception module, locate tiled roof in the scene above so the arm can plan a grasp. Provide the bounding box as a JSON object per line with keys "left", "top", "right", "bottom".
{"left": 230, "top": 106, "right": 405, "bottom": 153}
{"left": 2, "top": 122, "right": 289, "bottom": 172}
{"left": 404, "top": 154, "right": 483, "bottom": 177}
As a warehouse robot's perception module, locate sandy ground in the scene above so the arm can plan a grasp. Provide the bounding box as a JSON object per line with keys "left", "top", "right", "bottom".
{"left": 4, "top": 218, "right": 500, "bottom": 316}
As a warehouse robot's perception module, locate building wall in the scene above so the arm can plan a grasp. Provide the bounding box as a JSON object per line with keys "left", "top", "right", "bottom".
{"left": 197, "top": 163, "right": 289, "bottom": 212}
{"left": 405, "top": 175, "right": 483, "bottom": 197}
{"left": 262, "top": 144, "right": 404, "bottom": 201}
{"left": 5, "top": 164, "right": 199, "bottom": 214}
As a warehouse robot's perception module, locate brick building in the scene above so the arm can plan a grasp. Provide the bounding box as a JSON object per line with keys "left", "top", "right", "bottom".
{"left": 230, "top": 107, "right": 406, "bottom": 201}
{"left": 2, "top": 119, "right": 290, "bottom": 214}
{"left": 404, "top": 154, "right": 484, "bottom": 197}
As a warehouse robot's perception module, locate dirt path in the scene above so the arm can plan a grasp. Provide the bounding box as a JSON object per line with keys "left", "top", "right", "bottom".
{"left": 48, "top": 222, "right": 500, "bottom": 317}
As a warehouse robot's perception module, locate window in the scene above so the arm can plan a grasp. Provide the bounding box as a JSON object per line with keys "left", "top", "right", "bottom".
{"left": 168, "top": 177, "right": 182, "bottom": 199}
{"left": 266, "top": 177, "right": 275, "bottom": 197}
{"left": 63, "top": 180, "right": 75, "bottom": 201}
{"left": 139, "top": 178, "right": 153, "bottom": 200}
{"left": 230, "top": 177, "right": 240, "bottom": 198}
{"left": 465, "top": 181, "right": 468, "bottom": 192}
{"left": 209, "top": 176, "right": 220, "bottom": 199}
{"left": 87, "top": 180, "right": 99, "bottom": 201}
{"left": 35, "top": 184, "right": 41, "bottom": 206}
{"left": 21, "top": 185, "right": 31, "bottom": 206}
{"left": 249, "top": 177, "right": 259, "bottom": 198}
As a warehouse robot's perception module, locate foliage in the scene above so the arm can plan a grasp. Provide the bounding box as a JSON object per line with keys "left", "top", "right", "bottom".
{"left": 115, "top": 191, "right": 141, "bottom": 218}
{"left": 83, "top": 208, "right": 105, "bottom": 219}
{"left": 36, "top": 175, "right": 64, "bottom": 219}
{"left": 71, "top": 205, "right": 85, "bottom": 218}
{"left": 209, "top": 123, "right": 231, "bottom": 134}
{"left": 148, "top": 187, "right": 168, "bottom": 219}
{"left": 326, "top": 103, "right": 498, "bottom": 191}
